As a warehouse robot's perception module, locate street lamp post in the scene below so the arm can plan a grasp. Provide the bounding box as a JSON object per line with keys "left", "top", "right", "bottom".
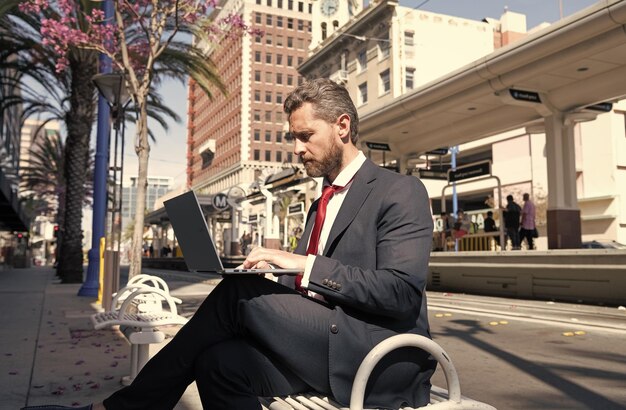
{"left": 79, "top": 0, "right": 114, "bottom": 297}
{"left": 90, "top": 73, "right": 130, "bottom": 308}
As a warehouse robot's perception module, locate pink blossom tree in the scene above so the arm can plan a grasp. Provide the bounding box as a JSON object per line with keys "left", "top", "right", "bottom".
{"left": 19, "top": 0, "right": 261, "bottom": 278}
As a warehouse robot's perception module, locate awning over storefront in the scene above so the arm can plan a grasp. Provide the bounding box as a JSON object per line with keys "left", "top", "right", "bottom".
{"left": 0, "top": 166, "right": 28, "bottom": 231}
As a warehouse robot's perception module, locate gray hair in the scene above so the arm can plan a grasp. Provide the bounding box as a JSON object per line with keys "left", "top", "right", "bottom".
{"left": 284, "top": 78, "right": 359, "bottom": 143}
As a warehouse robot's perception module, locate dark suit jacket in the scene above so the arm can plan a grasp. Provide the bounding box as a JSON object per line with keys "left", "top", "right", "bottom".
{"left": 276, "top": 159, "right": 436, "bottom": 408}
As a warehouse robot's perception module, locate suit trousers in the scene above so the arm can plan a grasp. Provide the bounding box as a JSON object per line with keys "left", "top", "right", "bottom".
{"left": 103, "top": 275, "right": 333, "bottom": 410}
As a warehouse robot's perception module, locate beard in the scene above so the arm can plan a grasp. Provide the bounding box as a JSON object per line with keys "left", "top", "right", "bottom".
{"left": 301, "top": 140, "right": 343, "bottom": 179}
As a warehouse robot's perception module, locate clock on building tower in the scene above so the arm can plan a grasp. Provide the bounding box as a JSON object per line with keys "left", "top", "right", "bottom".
{"left": 311, "top": 0, "right": 364, "bottom": 49}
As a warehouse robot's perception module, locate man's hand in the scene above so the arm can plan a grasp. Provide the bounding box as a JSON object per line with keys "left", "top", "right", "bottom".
{"left": 243, "top": 247, "right": 307, "bottom": 275}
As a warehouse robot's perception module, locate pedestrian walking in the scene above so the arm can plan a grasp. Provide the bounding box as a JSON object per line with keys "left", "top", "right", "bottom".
{"left": 519, "top": 193, "right": 537, "bottom": 250}
{"left": 502, "top": 195, "right": 521, "bottom": 250}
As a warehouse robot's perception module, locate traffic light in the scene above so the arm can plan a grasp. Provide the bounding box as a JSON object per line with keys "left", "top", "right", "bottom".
{"left": 53, "top": 225, "right": 59, "bottom": 238}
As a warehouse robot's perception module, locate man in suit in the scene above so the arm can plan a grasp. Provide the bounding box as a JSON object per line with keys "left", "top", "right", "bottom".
{"left": 26, "top": 79, "right": 435, "bottom": 410}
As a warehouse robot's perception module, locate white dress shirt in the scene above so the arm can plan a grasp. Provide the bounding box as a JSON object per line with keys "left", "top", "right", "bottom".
{"left": 300, "top": 151, "right": 367, "bottom": 290}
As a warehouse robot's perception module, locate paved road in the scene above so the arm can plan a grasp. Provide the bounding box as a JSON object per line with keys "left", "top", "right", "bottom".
{"left": 427, "top": 293, "right": 626, "bottom": 409}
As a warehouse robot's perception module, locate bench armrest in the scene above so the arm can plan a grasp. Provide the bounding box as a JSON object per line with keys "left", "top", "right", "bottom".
{"left": 349, "top": 334, "right": 461, "bottom": 410}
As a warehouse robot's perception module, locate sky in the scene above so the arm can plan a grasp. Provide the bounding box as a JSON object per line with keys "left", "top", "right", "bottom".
{"left": 123, "top": 0, "right": 600, "bottom": 189}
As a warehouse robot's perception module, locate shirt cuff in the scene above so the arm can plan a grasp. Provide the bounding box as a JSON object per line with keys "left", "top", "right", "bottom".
{"left": 300, "top": 254, "right": 316, "bottom": 288}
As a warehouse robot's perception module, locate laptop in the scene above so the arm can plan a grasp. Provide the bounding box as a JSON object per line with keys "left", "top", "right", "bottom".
{"left": 164, "top": 190, "right": 301, "bottom": 275}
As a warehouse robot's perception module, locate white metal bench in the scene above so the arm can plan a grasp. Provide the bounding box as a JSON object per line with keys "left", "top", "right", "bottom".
{"left": 261, "top": 334, "right": 496, "bottom": 410}
{"left": 110, "top": 273, "right": 183, "bottom": 313}
{"left": 91, "top": 279, "right": 189, "bottom": 385}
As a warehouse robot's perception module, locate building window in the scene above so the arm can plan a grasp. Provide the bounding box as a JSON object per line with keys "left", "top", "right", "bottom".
{"left": 265, "top": 151, "right": 271, "bottom": 161}
{"left": 254, "top": 90, "right": 261, "bottom": 102}
{"left": 265, "top": 111, "right": 272, "bottom": 122}
{"left": 277, "top": 16, "right": 283, "bottom": 27}
{"left": 404, "top": 31, "right": 414, "bottom": 46}
{"left": 255, "top": 13, "right": 262, "bottom": 24}
{"left": 287, "top": 55, "right": 293, "bottom": 67}
{"left": 265, "top": 91, "right": 272, "bottom": 103}
{"left": 265, "top": 72, "right": 272, "bottom": 82}
{"left": 266, "top": 53, "right": 272, "bottom": 64}
{"left": 266, "top": 34, "right": 272, "bottom": 45}
{"left": 276, "top": 36, "right": 283, "bottom": 47}
{"left": 276, "top": 54, "right": 283, "bottom": 65}
{"left": 380, "top": 69, "right": 390, "bottom": 94}
{"left": 276, "top": 111, "right": 283, "bottom": 122}
{"left": 406, "top": 68, "right": 415, "bottom": 90}
{"left": 265, "top": 130, "right": 272, "bottom": 141}
{"left": 276, "top": 151, "right": 282, "bottom": 162}
{"left": 256, "top": 0, "right": 261, "bottom": 4}
{"left": 287, "top": 18, "right": 293, "bottom": 29}
{"left": 287, "top": 75, "right": 294, "bottom": 86}
{"left": 266, "top": 0, "right": 272, "bottom": 5}
{"left": 276, "top": 73, "right": 283, "bottom": 84}
{"left": 255, "top": 35, "right": 262, "bottom": 44}
{"left": 379, "top": 36, "right": 390, "bottom": 59}
{"left": 277, "top": 0, "right": 283, "bottom": 8}
{"left": 298, "top": 1, "right": 303, "bottom": 12}
{"left": 287, "top": 152, "right": 293, "bottom": 162}
{"left": 254, "top": 110, "right": 261, "bottom": 121}
{"left": 254, "top": 149, "right": 260, "bottom": 160}
{"left": 276, "top": 130, "right": 283, "bottom": 142}
{"left": 358, "top": 82, "right": 368, "bottom": 105}
{"left": 287, "top": 37, "right": 293, "bottom": 47}
{"left": 266, "top": 14, "right": 272, "bottom": 25}
{"left": 254, "top": 129, "right": 261, "bottom": 141}
{"left": 297, "top": 56, "right": 303, "bottom": 65}
{"left": 298, "top": 19, "right": 304, "bottom": 31}
{"left": 357, "top": 49, "right": 367, "bottom": 72}
{"left": 321, "top": 22, "right": 327, "bottom": 40}
{"left": 288, "top": 0, "right": 293, "bottom": 10}
{"left": 255, "top": 51, "right": 261, "bottom": 62}
{"left": 254, "top": 70, "right": 261, "bottom": 81}
{"left": 276, "top": 93, "right": 283, "bottom": 104}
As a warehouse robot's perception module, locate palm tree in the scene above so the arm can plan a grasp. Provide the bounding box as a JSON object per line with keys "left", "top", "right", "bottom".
{"left": 0, "top": 3, "right": 97, "bottom": 282}
{"left": 0, "top": 2, "right": 186, "bottom": 283}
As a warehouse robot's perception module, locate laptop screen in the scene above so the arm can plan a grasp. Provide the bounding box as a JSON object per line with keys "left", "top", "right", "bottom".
{"left": 163, "top": 191, "right": 224, "bottom": 273}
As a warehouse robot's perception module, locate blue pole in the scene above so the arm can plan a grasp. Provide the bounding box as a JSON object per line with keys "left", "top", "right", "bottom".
{"left": 451, "top": 146, "right": 459, "bottom": 252}
{"left": 79, "top": 0, "right": 113, "bottom": 296}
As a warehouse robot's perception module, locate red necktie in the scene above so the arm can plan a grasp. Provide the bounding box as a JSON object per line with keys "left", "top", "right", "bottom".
{"left": 295, "top": 184, "right": 343, "bottom": 293}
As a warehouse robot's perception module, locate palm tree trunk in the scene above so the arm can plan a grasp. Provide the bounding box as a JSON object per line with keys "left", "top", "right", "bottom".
{"left": 129, "top": 95, "right": 150, "bottom": 279}
{"left": 57, "top": 51, "right": 97, "bottom": 283}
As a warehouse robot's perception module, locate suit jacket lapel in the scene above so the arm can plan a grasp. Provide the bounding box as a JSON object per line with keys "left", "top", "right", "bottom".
{"left": 323, "top": 160, "right": 377, "bottom": 255}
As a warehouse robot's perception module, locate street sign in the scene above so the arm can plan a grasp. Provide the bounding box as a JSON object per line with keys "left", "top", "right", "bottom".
{"left": 426, "top": 147, "right": 448, "bottom": 156}
{"left": 585, "top": 102, "right": 613, "bottom": 112}
{"left": 287, "top": 202, "right": 304, "bottom": 215}
{"left": 417, "top": 169, "right": 448, "bottom": 180}
{"left": 448, "top": 161, "right": 491, "bottom": 182}
{"left": 248, "top": 214, "right": 258, "bottom": 223}
{"left": 212, "top": 193, "right": 229, "bottom": 210}
{"left": 365, "top": 141, "right": 391, "bottom": 151}
{"left": 509, "top": 89, "right": 541, "bottom": 103}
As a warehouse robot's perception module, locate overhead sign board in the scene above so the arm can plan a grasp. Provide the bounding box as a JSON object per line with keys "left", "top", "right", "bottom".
{"left": 448, "top": 161, "right": 491, "bottom": 182}
{"left": 425, "top": 147, "right": 448, "bottom": 156}
{"left": 365, "top": 141, "right": 391, "bottom": 151}
{"left": 585, "top": 102, "right": 613, "bottom": 112}
{"left": 212, "top": 193, "right": 230, "bottom": 211}
{"left": 248, "top": 214, "right": 258, "bottom": 223}
{"left": 509, "top": 89, "right": 541, "bottom": 103}
{"left": 287, "top": 202, "right": 304, "bottom": 215}
{"left": 417, "top": 169, "right": 448, "bottom": 180}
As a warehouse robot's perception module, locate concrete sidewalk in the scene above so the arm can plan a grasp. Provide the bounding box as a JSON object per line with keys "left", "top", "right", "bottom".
{"left": 0, "top": 266, "right": 217, "bottom": 410}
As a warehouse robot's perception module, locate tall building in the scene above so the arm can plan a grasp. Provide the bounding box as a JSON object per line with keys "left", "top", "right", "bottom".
{"left": 121, "top": 176, "right": 173, "bottom": 231}
{"left": 18, "top": 119, "right": 61, "bottom": 199}
{"left": 186, "top": 0, "right": 313, "bottom": 195}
